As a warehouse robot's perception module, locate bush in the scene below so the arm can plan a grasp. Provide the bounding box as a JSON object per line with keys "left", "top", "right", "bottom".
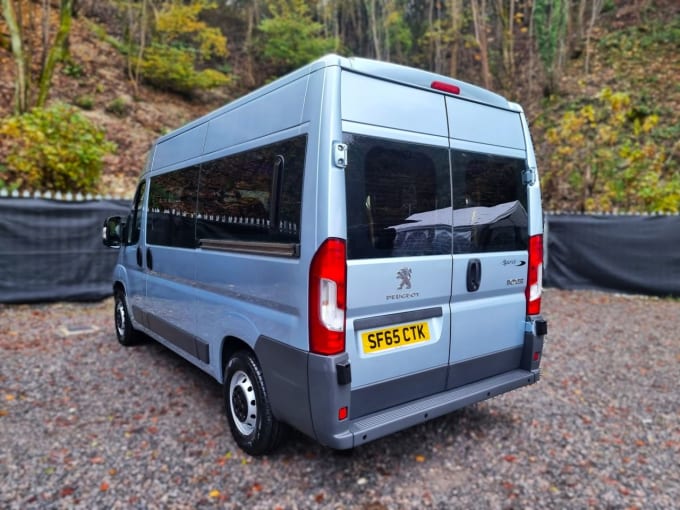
{"left": 105, "top": 96, "right": 131, "bottom": 117}
{"left": 0, "top": 103, "right": 116, "bottom": 193}
{"left": 73, "top": 94, "right": 95, "bottom": 110}
{"left": 543, "top": 88, "right": 679, "bottom": 212}
{"left": 138, "top": 44, "right": 230, "bottom": 96}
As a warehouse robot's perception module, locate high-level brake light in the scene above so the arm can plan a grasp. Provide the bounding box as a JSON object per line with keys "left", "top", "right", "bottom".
{"left": 431, "top": 80, "right": 461, "bottom": 95}
{"left": 526, "top": 235, "right": 543, "bottom": 316}
{"left": 309, "top": 238, "right": 347, "bottom": 355}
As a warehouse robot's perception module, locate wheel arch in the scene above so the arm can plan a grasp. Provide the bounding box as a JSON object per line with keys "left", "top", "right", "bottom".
{"left": 219, "top": 336, "right": 253, "bottom": 383}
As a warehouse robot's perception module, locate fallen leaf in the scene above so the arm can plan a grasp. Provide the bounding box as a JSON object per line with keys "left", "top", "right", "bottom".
{"left": 209, "top": 489, "right": 221, "bottom": 499}
{"left": 60, "top": 487, "right": 76, "bottom": 497}
{"left": 315, "top": 493, "right": 325, "bottom": 503}
{"left": 252, "top": 482, "right": 262, "bottom": 492}
{"left": 415, "top": 455, "right": 426, "bottom": 463}
{"left": 100, "top": 482, "right": 109, "bottom": 492}
{"left": 504, "top": 454, "right": 517, "bottom": 463}
{"left": 0, "top": 410, "right": 7, "bottom": 417}
{"left": 5, "top": 394, "right": 15, "bottom": 401}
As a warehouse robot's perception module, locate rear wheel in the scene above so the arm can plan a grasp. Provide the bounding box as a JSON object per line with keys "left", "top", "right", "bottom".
{"left": 114, "top": 290, "right": 140, "bottom": 346}
{"left": 224, "top": 350, "right": 286, "bottom": 455}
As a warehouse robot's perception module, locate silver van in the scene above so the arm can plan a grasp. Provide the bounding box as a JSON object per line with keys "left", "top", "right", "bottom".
{"left": 103, "top": 54, "right": 547, "bottom": 455}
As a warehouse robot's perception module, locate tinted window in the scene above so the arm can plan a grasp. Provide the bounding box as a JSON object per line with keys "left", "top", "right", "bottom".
{"left": 196, "top": 135, "right": 306, "bottom": 244}
{"left": 451, "top": 150, "right": 528, "bottom": 253}
{"left": 146, "top": 166, "right": 199, "bottom": 248}
{"left": 127, "top": 180, "right": 146, "bottom": 245}
{"left": 344, "top": 134, "right": 452, "bottom": 259}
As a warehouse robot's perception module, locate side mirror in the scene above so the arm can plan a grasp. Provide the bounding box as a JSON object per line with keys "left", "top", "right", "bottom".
{"left": 102, "top": 216, "right": 125, "bottom": 248}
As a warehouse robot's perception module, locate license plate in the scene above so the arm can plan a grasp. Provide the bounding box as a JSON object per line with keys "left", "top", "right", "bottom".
{"left": 361, "top": 321, "right": 431, "bottom": 354}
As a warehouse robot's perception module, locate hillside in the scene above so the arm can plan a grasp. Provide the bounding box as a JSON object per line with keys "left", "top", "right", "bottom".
{"left": 1, "top": 1, "right": 678, "bottom": 206}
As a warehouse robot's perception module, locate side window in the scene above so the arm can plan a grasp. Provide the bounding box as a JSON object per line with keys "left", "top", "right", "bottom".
{"left": 196, "top": 135, "right": 306, "bottom": 245}
{"left": 451, "top": 150, "right": 528, "bottom": 253}
{"left": 127, "top": 180, "right": 146, "bottom": 245}
{"left": 344, "top": 134, "right": 451, "bottom": 259}
{"left": 146, "top": 166, "right": 199, "bottom": 248}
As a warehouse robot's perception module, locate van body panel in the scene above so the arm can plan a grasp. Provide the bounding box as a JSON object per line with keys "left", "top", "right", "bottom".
{"left": 109, "top": 54, "right": 545, "bottom": 453}
{"left": 203, "top": 75, "right": 309, "bottom": 156}
{"left": 446, "top": 97, "right": 525, "bottom": 150}
{"left": 153, "top": 124, "right": 208, "bottom": 170}
{"left": 254, "top": 336, "right": 314, "bottom": 438}
{"left": 341, "top": 72, "right": 448, "bottom": 137}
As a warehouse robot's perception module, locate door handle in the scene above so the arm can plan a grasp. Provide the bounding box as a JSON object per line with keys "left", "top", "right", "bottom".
{"left": 466, "top": 258, "right": 482, "bottom": 292}
{"left": 136, "top": 246, "right": 143, "bottom": 267}
{"left": 146, "top": 248, "right": 153, "bottom": 271}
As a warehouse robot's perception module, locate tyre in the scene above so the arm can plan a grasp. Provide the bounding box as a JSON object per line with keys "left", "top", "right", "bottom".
{"left": 224, "top": 350, "right": 286, "bottom": 455}
{"left": 114, "top": 289, "right": 140, "bottom": 346}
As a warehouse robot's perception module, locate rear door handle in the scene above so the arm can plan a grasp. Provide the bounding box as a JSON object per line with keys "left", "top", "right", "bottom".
{"left": 466, "top": 258, "right": 482, "bottom": 292}
{"left": 136, "top": 246, "right": 143, "bottom": 268}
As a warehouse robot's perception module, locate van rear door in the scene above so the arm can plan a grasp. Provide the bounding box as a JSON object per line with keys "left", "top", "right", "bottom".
{"left": 343, "top": 131, "right": 454, "bottom": 418}
{"left": 446, "top": 98, "right": 530, "bottom": 387}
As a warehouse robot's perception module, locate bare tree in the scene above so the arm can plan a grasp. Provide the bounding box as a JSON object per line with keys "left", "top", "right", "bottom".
{"left": 471, "top": 0, "right": 491, "bottom": 89}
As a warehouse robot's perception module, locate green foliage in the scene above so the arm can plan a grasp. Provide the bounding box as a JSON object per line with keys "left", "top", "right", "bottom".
{"left": 139, "top": 44, "right": 229, "bottom": 96}
{"left": 533, "top": 0, "right": 568, "bottom": 87}
{"left": 105, "top": 97, "right": 130, "bottom": 117}
{"left": 258, "top": 0, "right": 337, "bottom": 75}
{"left": 385, "top": 9, "right": 413, "bottom": 63}
{"left": 0, "top": 103, "right": 116, "bottom": 192}
{"left": 62, "top": 60, "right": 84, "bottom": 78}
{"left": 543, "top": 88, "right": 679, "bottom": 213}
{"left": 137, "top": 1, "right": 230, "bottom": 95}
{"left": 73, "top": 94, "right": 94, "bottom": 110}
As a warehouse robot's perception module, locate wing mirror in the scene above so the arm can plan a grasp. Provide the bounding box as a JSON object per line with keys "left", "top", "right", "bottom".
{"left": 102, "top": 216, "right": 125, "bottom": 248}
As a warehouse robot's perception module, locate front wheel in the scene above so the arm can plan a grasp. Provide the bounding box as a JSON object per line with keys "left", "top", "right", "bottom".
{"left": 224, "top": 350, "right": 286, "bottom": 455}
{"left": 114, "top": 290, "right": 140, "bottom": 346}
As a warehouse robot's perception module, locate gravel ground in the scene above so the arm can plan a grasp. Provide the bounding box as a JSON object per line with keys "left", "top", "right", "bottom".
{"left": 0, "top": 288, "right": 678, "bottom": 509}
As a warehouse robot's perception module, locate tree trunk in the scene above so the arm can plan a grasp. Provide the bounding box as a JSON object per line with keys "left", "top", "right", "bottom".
{"left": 448, "top": 0, "right": 462, "bottom": 77}
{"left": 2, "top": 0, "right": 29, "bottom": 113}
{"left": 471, "top": 0, "right": 491, "bottom": 89}
{"left": 36, "top": 0, "right": 73, "bottom": 108}
{"left": 368, "top": 0, "right": 382, "bottom": 59}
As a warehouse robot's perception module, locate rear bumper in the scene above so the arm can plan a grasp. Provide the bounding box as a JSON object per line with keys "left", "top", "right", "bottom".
{"left": 315, "top": 367, "right": 539, "bottom": 450}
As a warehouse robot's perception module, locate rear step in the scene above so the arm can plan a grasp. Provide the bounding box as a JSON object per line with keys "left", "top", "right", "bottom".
{"left": 350, "top": 369, "right": 538, "bottom": 447}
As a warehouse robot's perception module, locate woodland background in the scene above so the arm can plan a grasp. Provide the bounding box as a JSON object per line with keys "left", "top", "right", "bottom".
{"left": 1, "top": 0, "right": 678, "bottom": 212}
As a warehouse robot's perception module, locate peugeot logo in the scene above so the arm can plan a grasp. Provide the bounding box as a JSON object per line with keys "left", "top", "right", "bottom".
{"left": 396, "top": 267, "right": 412, "bottom": 290}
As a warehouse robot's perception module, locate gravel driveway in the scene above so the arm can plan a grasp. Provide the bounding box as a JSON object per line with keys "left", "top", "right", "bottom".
{"left": 1, "top": 289, "right": 678, "bottom": 509}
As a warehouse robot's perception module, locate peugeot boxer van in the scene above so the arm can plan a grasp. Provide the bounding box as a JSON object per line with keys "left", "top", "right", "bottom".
{"left": 103, "top": 54, "right": 547, "bottom": 455}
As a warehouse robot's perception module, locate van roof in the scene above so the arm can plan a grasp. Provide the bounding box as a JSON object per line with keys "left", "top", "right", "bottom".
{"left": 154, "top": 54, "right": 514, "bottom": 147}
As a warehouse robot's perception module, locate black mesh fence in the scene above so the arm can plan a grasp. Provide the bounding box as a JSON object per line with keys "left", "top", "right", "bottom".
{"left": 544, "top": 213, "right": 680, "bottom": 297}
{"left": 1, "top": 198, "right": 679, "bottom": 303}
{"left": 0, "top": 197, "right": 130, "bottom": 303}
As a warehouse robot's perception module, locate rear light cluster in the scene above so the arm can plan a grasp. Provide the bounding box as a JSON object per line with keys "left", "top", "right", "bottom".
{"left": 309, "top": 238, "right": 347, "bottom": 355}
{"left": 526, "top": 234, "right": 543, "bottom": 316}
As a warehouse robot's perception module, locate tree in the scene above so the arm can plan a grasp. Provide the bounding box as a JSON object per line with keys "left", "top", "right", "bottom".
{"left": 136, "top": 1, "right": 230, "bottom": 96}
{"left": 533, "top": 0, "right": 568, "bottom": 94}
{"left": 2, "top": 0, "right": 74, "bottom": 113}
{"left": 258, "top": 0, "right": 337, "bottom": 76}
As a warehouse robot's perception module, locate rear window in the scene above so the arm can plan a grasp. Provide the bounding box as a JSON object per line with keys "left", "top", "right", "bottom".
{"left": 344, "top": 134, "right": 451, "bottom": 260}
{"left": 451, "top": 150, "right": 528, "bottom": 253}
{"left": 345, "top": 134, "right": 528, "bottom": 259}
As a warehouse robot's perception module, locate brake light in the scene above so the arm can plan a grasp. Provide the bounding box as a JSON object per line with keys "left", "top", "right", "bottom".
{"left": 309, "top": 238, "right": 346, "bottom": 355}
{"left": 526, "top": 234, "right": 543, "bottom": 316}
{"left": 431, "top": 80, "right": 460, "bottom": 95}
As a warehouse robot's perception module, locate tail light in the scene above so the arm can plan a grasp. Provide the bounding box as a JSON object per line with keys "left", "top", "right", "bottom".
{"left": 526, "top": 234, "right": 543, "bottom": 316}
{"left": 309, "top": 238, "right": 346, "bottom": 355}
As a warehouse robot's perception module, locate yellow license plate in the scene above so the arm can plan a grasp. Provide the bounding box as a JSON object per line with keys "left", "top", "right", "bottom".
{"left": 361, "top": 321, "right": 431, "bottom": 354}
